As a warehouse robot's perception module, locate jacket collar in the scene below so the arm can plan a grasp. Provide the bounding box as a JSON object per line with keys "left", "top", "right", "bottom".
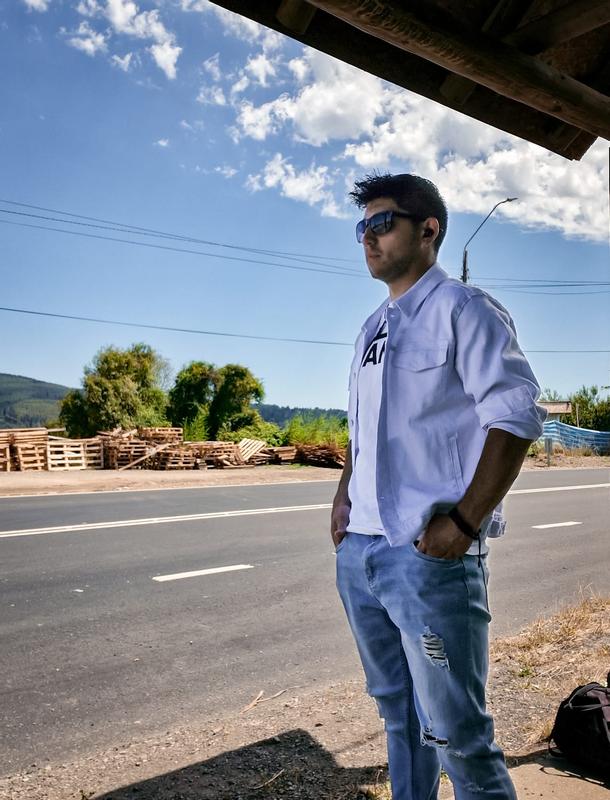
{"left": 361, "top": 263, "right": 448, "bottom": 334}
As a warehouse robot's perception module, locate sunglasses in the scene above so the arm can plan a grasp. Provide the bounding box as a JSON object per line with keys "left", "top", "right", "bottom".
{"left": 356, "top": 210, "right": 423, "bottom": 243}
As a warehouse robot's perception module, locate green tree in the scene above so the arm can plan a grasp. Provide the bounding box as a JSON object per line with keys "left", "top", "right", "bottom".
{"left": 207, "top": 364, "right": 264, "bottom": 439}
{"left": 59, "top": 343, "right": 169, "bottom": 437}
{"left": 540, "top": 387, "right": 561, "bottom": 401}
{"left": 167, "top": 361, "right": 219, "bottom": 428}
{"left": 565, "top": 385, "right": 600, "bottom": 429}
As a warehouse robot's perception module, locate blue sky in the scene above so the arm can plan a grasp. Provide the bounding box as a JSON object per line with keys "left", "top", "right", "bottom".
{"left": 2, "top": 0, "right": 609, "bottom": 409}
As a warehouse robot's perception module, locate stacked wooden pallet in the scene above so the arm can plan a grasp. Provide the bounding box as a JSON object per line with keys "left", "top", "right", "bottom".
{"left": 266, "top": 445, "right": 297, "bottom": 464}
{"left": 0, "top": 430, "right": 13, "bottom": 472}
{"left": 296, "top": 444, "right": 346, "bottom": 468}
{"left": 0, "top": 428, "right": 50, "bottom": 471}
{"left": 155, "top": 447, "right": 197, "bottom": 470}
{"left": 138, "top": 427, "right": 183, "bottom": 445}
{"left": 47, "top": 437, "right": 104, "bottom": 471}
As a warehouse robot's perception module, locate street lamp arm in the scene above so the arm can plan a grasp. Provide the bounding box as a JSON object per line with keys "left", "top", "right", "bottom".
{"left": 461, "top": 197, "right": 518, "bottom": 283}
{"left": 462, "top": 198, "right": 518, "bottom": 254}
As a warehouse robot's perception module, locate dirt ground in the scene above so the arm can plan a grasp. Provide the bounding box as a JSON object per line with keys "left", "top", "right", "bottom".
{"left": 2, "top": 595, "right": 608, "bottom": 800}
{"left": 0, "top": 453, "right": 608, "bottom": 497}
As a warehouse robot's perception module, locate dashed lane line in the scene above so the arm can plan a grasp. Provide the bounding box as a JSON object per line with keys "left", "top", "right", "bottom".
{"left": 532, "top": 521, "right": 583, "bottom": 529}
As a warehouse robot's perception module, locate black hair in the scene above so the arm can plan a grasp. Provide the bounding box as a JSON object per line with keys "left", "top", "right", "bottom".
{"left": 349, "top": 172, "right": 448, "bottom": 252}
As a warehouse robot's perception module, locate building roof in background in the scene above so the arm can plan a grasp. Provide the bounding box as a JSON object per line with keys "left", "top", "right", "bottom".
{"left": 211, "top": 0, "right": 610, "bottom": 160}
{"left": 540, "top": 401, "right": 573, "bottom": 413}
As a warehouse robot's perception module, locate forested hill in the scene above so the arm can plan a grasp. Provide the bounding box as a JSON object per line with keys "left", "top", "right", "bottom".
{"left": 255, "top": 403, "right": 347, "bottom": 425}
{"left": 0, "top": 373, "right": 71, "bottom": 428}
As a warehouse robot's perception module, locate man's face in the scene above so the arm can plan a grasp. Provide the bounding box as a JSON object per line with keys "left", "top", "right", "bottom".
{"left": 360, "top": 196, "right": 430, "bottom": 285}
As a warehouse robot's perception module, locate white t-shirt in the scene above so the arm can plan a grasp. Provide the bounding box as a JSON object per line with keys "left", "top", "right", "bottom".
{"left": 346, "top": 310, "right": 388, "bottom": 535}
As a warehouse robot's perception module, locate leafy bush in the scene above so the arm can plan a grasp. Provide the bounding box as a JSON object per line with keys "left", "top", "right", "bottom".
{"left": 218, "top": 416, "right": 284, "bottom": 446}
{"left": 283, "top": 414, "right": 349, "bottom": 447}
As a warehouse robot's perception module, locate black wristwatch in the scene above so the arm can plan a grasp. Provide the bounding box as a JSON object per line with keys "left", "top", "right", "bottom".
{"left": 448, "top": 507, "right": 480, "bottom": 540}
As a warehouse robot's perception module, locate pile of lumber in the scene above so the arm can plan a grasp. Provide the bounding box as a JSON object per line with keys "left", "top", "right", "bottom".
{"left": 0, "top": 428, "right": 49, "bottom": 471}
{"left": 296, "top": 444, "right": 346, "bottom": 469}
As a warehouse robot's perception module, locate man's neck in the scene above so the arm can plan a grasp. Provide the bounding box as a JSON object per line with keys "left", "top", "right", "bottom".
{"left": 387, "top": 259, "right": 436, "bottom": 300}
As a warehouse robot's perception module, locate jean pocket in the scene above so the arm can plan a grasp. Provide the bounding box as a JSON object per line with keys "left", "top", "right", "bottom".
{"left": 335, "top": 535, "right": 349, "bottom": 553}
{"left": 411, "top": 541, "right": 460, "bottom": 566}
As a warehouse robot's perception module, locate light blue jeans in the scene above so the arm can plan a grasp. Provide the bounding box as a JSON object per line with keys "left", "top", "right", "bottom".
{"left": 336, "top": 532, "right": 516, "bottom": 800}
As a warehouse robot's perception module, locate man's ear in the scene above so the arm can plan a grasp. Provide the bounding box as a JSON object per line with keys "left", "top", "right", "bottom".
{"left": 421, "top": 217, "right": 439, "bottom": 243}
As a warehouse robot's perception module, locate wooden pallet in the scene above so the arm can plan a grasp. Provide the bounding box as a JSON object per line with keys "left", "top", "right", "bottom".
{"left": 296, "top": 444, "right": 345, "bottom": 468}
{"left": 138, "top": 427, "right": 183, "bottom": 445}
{"left": 267, "top": 445, "right": 298, "bottom": 464}
{"left": 238, "top": 438, "right": 267, "bottom": 463}
{"left": 47, "top": 438, "right": 104, "bottom": 471}
{"left": 0, "top": 444, "right": 10, "bottom": 472}
{"left": 156, "top": 447, "right": 197, "bottom": 470}
{"left": 15, "top": 443, "right": 47, "bottom": 471}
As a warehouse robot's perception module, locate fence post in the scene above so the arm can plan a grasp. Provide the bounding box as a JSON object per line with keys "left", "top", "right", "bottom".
{"left": 544, "top": 436, "right": 553, "bottom": 467}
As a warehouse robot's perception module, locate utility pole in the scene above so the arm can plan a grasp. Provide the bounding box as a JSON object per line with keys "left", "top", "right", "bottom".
{"left": 461, "top": 197, "right": 518, "bottom": 283}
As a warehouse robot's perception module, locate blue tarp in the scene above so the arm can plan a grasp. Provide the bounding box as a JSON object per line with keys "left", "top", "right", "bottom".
{"left": 541, "top": 420, "right": 610, "bottom": 453}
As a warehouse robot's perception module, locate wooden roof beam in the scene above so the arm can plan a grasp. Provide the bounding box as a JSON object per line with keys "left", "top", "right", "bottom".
{"left": 305, "top": 1, "right": 610, "bottom": 140}
{"left": 506, "top": 0, "right": 610, "bottom": 52}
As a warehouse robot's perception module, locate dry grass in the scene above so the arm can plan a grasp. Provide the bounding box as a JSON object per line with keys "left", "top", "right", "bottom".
{"left": 489, "top": 593, "right": 610, "bottom": 750}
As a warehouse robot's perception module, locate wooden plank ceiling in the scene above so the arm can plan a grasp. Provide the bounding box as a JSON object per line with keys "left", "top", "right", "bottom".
{"left": 210, "top": 0, "right": 610, "bottom": 160}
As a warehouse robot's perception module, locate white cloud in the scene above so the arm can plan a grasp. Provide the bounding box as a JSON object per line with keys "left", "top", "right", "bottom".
{"left": 230, "top": 75, "right": 249, "bottom": 96}
{"left": 215, "top": 165, "right": 237, "bottom": 178}
{"left": 76, "top": 0, "right": 100, "bottom": 16}
{"left": 22, "top": 0, "right": 50, "bottom": 11}
{"left": 235, "top": 49, "right": 383, "bottom": 146}
{"left": 247, "top": 153, "right": 347, "bottom": 218}
{"left": 196, "top": 85, "right": 226, "bottom": 106}
{"left": 154, "top": 138, "right": 169, "bottom": 147}
{"left": 245, "top": 53, "right": 276, "bottom": 87}
{"left": 103, "top": 0, "right": 181, "bottom": 78}
{"left": 68, "top": 21, "right": 107, "bottom": 56}
{"left": 184, "top": 1, "right": 282, "bottom": 51}
{"left": 228, "top": 45, "right": 608, "bottom": 241}
{"left": 150, "top": 40, "right": 181, "bottom": 80}
{"left": 202, "top": 52, "right": 222, "bottom": 82}
{"left": 111, "top": 52, "right": 132, "bottom": 71}
{"left": 288, "top": 56, "right": 309, "bottom": 83}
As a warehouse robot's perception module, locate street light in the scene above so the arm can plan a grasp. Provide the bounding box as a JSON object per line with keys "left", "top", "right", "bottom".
{"left": 461, "top": 197, "right": 518, "bottom": 283}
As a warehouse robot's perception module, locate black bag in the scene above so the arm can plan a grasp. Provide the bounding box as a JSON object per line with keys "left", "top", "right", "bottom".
{"left": 549, "top": 672, "right": 610, "bottom": 777}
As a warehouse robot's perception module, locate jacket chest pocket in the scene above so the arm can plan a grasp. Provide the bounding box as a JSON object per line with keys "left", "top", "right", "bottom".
{"left": 391, "top": 341, "right": 449, "bottom": 372}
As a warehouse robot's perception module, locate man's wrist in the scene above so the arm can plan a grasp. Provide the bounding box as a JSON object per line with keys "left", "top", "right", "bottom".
{"left": 449, "top": 506, "right": 481, "bottom": 540}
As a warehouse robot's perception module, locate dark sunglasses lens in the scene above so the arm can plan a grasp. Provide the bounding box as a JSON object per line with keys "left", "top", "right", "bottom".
{"left": 356, "top": 219, "right": 366, "bottom": 242}
{"left": 370, "top": 212, "right": 391, "bottom": 235}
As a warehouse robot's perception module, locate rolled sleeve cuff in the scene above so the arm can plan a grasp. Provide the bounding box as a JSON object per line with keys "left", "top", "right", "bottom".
{"left": 475, "top": 384, "right": 547, "bottom": 440}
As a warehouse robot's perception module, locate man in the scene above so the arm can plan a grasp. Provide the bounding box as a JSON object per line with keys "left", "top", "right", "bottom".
{"left": 331, "top": 173, "right": 546, "bottom": 800}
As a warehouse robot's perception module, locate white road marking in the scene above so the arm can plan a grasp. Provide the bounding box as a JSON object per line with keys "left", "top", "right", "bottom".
{"left": 0, "top": 479, "right": 338, "bottom": 501}
{"left": 152, "top": 564, "right": 253, "bottom": 582}
{"left": 0, "top": 503, "right": 332, "bottom": 539}
{"left": 0, "top": 483, "right": 608, "bottom": 541}
{"left": 511, "top": 483, "right": 609, "bottom": 495}
{"left": 532, "top": 521, "right": 582, "bottom": 529}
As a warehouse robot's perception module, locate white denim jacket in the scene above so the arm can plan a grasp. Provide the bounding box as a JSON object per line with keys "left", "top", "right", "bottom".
{"left": 347, "top": 264, "right": 547, "bottom": 552}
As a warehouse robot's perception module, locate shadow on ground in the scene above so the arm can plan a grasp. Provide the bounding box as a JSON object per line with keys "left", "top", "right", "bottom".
{"left": 509, "top": 747, "right": 609, "bottom": 784}
{"left": 94, "top": 729, "right": 387, "bottom": 800}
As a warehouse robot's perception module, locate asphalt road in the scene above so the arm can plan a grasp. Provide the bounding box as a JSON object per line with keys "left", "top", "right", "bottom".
{"left": 0, "top": 469, "right": 608, "bottom": 772}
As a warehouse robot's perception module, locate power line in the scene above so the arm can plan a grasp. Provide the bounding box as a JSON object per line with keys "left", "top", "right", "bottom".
{"left": 1, "top": 306, "right": 608, "bottom": 352}
{"left": 0, "top": 198, "right": 363, "bottom": 269}
{"left": 0, "top": 306, "right": 352, "bottom": 347}
{"left": 0, "top": 219, "right": 367, "bottom": 279}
